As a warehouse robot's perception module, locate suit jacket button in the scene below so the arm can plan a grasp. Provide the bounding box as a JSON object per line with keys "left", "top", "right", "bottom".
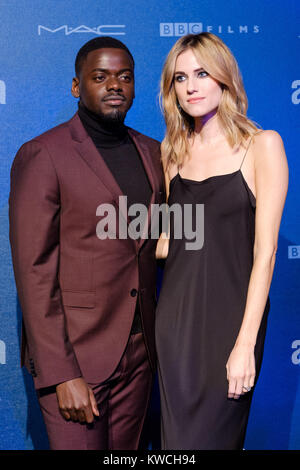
{"left": 130, "top": 288, "right": 138, "bottom": 297}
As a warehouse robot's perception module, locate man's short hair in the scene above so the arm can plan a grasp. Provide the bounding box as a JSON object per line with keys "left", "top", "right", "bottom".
{"left": 75, "top": 37, "right": 134, "bottom": 77}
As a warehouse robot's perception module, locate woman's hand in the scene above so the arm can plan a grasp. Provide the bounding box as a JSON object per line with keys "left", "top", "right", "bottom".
{"left": 155, "top": 232, "right": 169, "bottom": 259}
{"left": 226, "top": 343, "right": 256, "bottom": 399}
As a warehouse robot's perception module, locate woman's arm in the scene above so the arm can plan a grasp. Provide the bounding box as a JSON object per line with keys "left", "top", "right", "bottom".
{"left": 155, "top": 162, "right": 172, "bottom": 259}
{"left": 226, "top": 130, "right": 289, "bottom": 399}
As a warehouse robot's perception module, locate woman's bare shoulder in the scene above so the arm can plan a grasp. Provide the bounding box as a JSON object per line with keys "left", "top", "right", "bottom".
{"left": 251, "top": 130, "right": 288, "bottom": 174}
{"left": 252, "top": 129, "right": 284, "bottom": 150}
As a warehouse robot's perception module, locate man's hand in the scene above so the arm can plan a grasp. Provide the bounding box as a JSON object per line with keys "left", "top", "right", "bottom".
{"left": 56, "top": 377, "right": 99, "bottom": 423}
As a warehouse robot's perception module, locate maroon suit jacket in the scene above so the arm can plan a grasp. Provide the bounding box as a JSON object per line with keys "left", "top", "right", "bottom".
{"left": 9, "top": 113, "right": 165, "bottom": 389}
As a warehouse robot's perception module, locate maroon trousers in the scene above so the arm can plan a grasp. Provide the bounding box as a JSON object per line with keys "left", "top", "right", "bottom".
{"left": 37, "top": 333, "right": 153, "bottom": 450}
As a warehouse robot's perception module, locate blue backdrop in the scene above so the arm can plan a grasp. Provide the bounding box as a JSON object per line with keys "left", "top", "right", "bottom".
{"left": 0, "top": 0, "right": 299, "bottom": 450}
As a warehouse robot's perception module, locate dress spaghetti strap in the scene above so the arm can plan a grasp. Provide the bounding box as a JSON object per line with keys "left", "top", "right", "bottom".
{"left": 239, "top": 135, "right": 254, "bottom": 171}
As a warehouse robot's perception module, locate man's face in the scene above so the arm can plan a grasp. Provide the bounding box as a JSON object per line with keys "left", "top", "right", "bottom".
{"left": 72, "top": 47, "right": 135, "bottom": 123}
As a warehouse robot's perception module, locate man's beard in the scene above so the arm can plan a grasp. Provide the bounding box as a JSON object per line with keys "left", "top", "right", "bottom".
{"left": 99, "top": 108, "right": 127, "bottom": 126}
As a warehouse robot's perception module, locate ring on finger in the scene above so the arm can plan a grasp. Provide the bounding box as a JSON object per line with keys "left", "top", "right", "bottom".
{"left": 242, "top": 386, "right": 251, "bottom": 392}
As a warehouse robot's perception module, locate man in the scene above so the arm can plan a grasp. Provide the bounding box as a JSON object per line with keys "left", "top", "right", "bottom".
{"left": 9, "top": 37, "right": 165, "bottom": 450}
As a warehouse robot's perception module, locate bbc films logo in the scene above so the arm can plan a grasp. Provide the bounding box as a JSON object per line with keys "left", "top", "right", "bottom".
{"left": 288, "top": 246, "right": 300, "bottom": 259}
{"left": 291, "top": 80, "right": 300, "bottom": 105}
{"left": 159, "top": 23, "right": 260, "bottom": 36}
{"left": 0, "top": 80, "right": 6, "bottom": 105}
{"left": 38, "top": 25, "right": 126, "bottom": 36}
{"left": 0, "top": 340, "right": 6, "bottom": 365}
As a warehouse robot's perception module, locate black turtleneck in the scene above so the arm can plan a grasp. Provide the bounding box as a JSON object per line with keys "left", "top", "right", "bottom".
{"left": 78, "top": 104, "right": 152, "bottom": 334}
{"left": 78, "top": 104, "right": 128, "bottom": 147}
{"left": 78, "top": 104, "right": 152, "bottom": 212}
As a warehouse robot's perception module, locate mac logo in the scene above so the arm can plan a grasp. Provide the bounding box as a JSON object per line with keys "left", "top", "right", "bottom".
{"left": 38, "top": 25, "right": 126, "bottom": 36}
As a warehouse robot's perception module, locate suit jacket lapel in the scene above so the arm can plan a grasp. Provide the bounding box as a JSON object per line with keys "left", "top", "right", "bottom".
{"left": 128, "top": 129, "right": 158, "bottom": 249}
{"left": 69, "top": 113, "right": 133, "bottom": 231}
{"left": 68, "top": 113, "right": 158, "bottom": 250}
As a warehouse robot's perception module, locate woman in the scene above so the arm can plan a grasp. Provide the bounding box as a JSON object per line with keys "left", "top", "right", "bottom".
{"left": 155, "top": 33, "right": 288, "bottom": 450}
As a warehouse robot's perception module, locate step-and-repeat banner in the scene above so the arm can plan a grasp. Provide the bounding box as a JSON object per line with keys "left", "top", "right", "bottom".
{"left": 0, "top": 0, "right": 299, "bottom": 450}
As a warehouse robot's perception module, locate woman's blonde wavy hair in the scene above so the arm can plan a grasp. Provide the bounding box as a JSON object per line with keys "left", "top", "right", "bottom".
{"left": 159, "top": 32, "right": 259, "bottom": 169}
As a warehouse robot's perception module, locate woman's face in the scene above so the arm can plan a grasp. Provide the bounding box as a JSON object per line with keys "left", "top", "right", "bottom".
{"left": 174, "top": 48, "right": 223, "bottom": 120}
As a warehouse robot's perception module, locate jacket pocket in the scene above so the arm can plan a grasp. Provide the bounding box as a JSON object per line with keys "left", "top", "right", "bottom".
{"left": 61, "top": 290, "right": 95, "bottom": 309}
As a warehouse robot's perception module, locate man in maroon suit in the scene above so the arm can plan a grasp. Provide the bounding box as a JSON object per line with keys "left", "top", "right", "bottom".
{"left": 9, "top": 37, "right": 164, "bottom": 450}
